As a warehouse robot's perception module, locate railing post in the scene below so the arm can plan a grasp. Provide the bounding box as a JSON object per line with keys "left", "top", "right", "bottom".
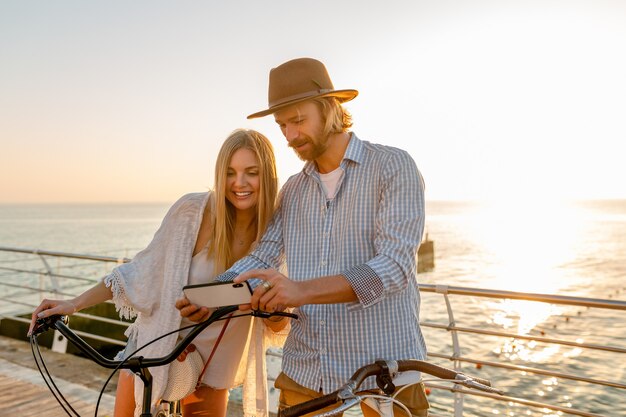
{"left": 51, "top": 329, "right": 69, "bottom": 353}
{"left": 38, "top": 271, "right": 45, "bottom": 303}
{"left": 34, "top": 250, "right": 66, "bottom": 353}
{"left": 35, "top": 250, "right": 61, "bottom": 294}
{"left": 436, "top": 285, "right": 464, "bottom": 417}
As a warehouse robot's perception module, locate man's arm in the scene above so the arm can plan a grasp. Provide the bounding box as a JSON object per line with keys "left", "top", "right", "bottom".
{"left": 234, "top": 269, "right": 357, "bottom": 312}
{"left": 342, "top": 150, "right": 425, "bottom": 309}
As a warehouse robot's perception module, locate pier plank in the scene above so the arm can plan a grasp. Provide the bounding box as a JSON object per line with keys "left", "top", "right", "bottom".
{"left": 0, "top": 335, "right": 116, "bottom": 416}
{"left": 0, "top": 335, "right": 249, "bottom": 417}
{"left": 0, "top": 373, "right": 114, "bottom": 416}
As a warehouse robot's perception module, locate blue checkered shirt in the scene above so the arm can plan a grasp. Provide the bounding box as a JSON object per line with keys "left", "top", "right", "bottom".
{"left": 218, "top": 133, "right": 427, "bottom": 393}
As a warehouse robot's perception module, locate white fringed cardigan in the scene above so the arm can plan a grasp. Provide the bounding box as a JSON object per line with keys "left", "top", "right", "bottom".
{"left": 104, "top": 192, "right": 277, "bottom": 417}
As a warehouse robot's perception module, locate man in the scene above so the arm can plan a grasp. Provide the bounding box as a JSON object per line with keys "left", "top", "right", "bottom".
{"left": 180, "top": 57, "right": 428, "bottom": 416}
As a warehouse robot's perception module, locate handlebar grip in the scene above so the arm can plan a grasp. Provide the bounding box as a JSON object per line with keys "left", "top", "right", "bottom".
{"left": 279, "top": 392, "right": 339, "bottom": 417}
{"left": 462, "top": 374, "right": 491, "bottom": 387}
{"left": 31, "top": 314, "right": 68, "bottom": 336}
{"left": 398, "top": 360, "right": 492, "bottom": 387}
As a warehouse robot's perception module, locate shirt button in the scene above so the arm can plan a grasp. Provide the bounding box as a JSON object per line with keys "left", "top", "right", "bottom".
{"left": 320, "top": 348, "right": 327, "bottom": 354}
{"left": 320, "top": 320, "right": 326, "bottom": 326}
{"left": 321, "top": 260, "right": 327, "bottom": 266}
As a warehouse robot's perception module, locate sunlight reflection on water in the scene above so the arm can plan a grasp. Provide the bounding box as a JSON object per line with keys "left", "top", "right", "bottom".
{"left": 488, "top": 300, "right": 562, "bottom": 335}
{"left": 420, "top": 200, "right": 626, "bottom": 417}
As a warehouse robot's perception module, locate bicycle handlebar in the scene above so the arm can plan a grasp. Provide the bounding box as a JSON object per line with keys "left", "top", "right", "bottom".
{"left": 31, "top": 302, "right": 298, "bottom": 417}
{"left": 279, "top": 359, "right": 503, "bottom": 417}
{"left": 32, "top": 305, "right": 298, "bottom": 371}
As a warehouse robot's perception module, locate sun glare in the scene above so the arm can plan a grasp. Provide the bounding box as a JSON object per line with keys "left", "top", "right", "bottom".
{"left": 470, "top": 198, "right": 590, "bottom": 365}
{"left": 466, "top": 198, "right": 584, "bottom": 294}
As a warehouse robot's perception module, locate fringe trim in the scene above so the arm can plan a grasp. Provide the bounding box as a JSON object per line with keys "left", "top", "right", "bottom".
{"left": 124, "top": 320, "right": 139, "bottom": 340}
{"left": 104, "top": 269, "right": 137, "bottom": 320}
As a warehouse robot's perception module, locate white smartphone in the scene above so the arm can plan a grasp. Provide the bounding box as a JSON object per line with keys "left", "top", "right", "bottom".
{"left": 182, "top": 281, "right": 253, "bottom": 308}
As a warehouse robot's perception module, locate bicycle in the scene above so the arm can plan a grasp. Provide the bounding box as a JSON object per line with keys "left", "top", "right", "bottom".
{"left": 30, "top": 305, "right": 297, "bottom": 417}
{"left": 278, "top": 359, "right": 504, "bottom": 417}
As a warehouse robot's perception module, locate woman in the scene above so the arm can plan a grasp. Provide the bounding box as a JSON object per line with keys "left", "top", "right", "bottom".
{"left": 28, "top": 129, "right": 281, "bottom": 417}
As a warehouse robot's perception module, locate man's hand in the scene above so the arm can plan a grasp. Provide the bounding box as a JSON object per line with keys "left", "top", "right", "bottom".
{"left": 234, "top": 268, "right": 306, "bottom": 312}
{"left": 175, "top": 297, "right": 211, "bottom": 322}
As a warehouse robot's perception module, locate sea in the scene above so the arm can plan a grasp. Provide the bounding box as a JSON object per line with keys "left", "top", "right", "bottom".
{"left": 0, "top": 199, "right": 624, "bottom": 417}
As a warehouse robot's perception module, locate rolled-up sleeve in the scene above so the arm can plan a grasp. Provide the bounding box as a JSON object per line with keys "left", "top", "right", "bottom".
{"left": 343, "top": 150, "right": 425, "bottom": 309}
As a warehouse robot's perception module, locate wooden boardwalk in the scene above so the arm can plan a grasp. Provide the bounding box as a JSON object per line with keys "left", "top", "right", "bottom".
{"left": 0, "top": 364, "right": 115, "bottom": 416}
{"left": 0, "top": 335, "right": 116, "bottom": 416}
{"left": 0, "top": 335, "right": 246, "bottom": 416}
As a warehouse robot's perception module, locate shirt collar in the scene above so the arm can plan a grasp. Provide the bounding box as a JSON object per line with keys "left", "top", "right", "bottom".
{"left": 303, "top": 132, "right": 364, "bottom": 176}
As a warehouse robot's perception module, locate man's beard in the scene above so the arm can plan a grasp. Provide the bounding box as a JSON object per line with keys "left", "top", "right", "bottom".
{"left": 289, "top": 133, "right": 330, "bottom": 161}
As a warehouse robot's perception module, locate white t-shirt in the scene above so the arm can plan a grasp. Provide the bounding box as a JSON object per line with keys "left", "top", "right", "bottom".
{"left": 319, "top": 166, "right": 344, "bottom": 199}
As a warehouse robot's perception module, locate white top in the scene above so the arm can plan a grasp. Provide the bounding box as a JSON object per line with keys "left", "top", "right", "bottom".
{"left": 180, "top": 246, "right": 253, "bottom": 388}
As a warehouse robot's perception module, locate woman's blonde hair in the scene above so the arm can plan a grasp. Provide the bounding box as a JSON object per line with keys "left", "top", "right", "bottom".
{"left": 312, "top": 97, "right": 353, "bottom": 137}
{"left": 209, "top": 129, "right": 278, "bottom": 274}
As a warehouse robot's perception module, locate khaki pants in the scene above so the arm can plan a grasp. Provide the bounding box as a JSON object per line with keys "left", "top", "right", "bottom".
{"left": 275, "top": 372, "right": 429, "bottom": 417}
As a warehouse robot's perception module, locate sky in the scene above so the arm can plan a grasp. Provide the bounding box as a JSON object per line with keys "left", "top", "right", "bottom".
{"left": 1, "top": 0, "right": 625, "bottom": 204}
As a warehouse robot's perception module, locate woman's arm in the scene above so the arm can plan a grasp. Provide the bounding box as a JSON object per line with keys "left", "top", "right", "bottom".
{"left": 70, "top": 280, "right": 113, "bottom": 311}
{"left": 28, "top": 280, "right": 113, "bottom": 335}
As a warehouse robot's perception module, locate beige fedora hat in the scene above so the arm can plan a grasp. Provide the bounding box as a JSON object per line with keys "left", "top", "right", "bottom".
{"left": 247, "top": 57, "right": 358, "bottom": 119}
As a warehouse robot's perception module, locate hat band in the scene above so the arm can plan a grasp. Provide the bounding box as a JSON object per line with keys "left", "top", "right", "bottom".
{"left": 269, "top": 89, "right": 334, "bottom": 108}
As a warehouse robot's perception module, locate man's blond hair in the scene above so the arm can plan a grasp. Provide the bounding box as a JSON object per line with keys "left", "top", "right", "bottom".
{"left": 312, "top": 97, "right": 353, "bottom": 138}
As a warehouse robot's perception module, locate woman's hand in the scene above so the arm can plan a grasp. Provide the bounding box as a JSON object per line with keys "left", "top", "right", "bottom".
{"left": 27, "top": 281, "right": 113, "bottom": 337}
{"left": 28, "top": 299, "right": 77, "bottom": 336}
{"left": 175, "top": 297, "right": 211, "bottom": 323}
{"left": 177, "top": 343, "right": 197, "bottom": 361}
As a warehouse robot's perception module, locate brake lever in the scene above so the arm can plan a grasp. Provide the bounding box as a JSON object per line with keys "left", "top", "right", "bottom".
{"left": 31, "top": 314, "right": 68, "bottom": 337}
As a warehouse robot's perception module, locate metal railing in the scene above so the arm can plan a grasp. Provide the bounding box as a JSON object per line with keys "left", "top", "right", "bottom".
{"left": 0, "top": 246, "right": 624, "bottom": 417}
{"left": 0, "top": 246, "right": 131, "bottom": 347}
{"left": 418, "top": 283, "right": 625, "bottom": 417}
